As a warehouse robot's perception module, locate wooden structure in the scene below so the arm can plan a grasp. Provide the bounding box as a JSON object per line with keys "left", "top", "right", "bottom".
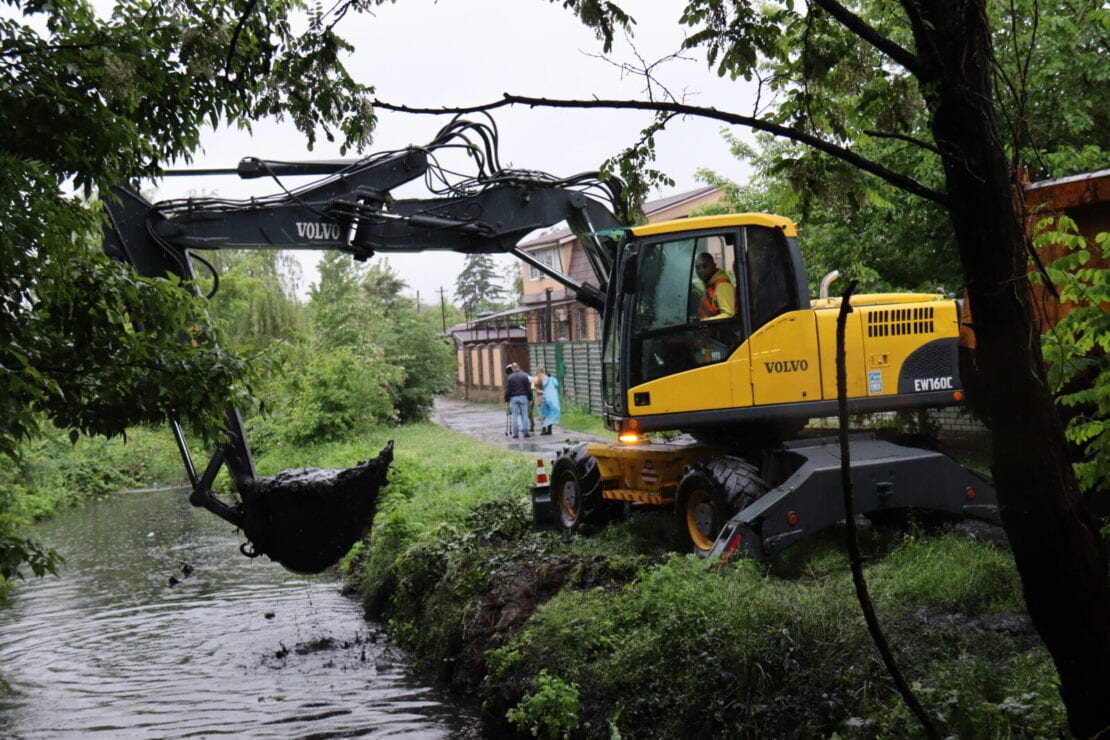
{"left": 447, "top": 319, "right": 528, "bottom": 403}
{"left": 1024, "top": 168, "right": 1110, "bottom": 330}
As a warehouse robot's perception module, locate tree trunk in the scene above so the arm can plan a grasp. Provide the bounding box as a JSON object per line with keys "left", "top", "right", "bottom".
{"left": 909, "top": 0, "right": 1110, "bottom": 734}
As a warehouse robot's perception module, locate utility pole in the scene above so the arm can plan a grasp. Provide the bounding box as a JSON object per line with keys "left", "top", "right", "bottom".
{"left": 438, "top": 287, "right": 448, "bottom": 333}
{"left": 545, "top": 287, "right": 553, "bottom": 343}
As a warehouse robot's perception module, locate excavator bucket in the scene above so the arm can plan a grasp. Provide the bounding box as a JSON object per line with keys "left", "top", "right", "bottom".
{"left": 235, "top": 442, "right": 394, "bottom": 574}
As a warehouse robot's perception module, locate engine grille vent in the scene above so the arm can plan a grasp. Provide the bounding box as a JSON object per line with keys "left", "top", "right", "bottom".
{"left": 866, "top": 307, "right": 935, "bottom": 338}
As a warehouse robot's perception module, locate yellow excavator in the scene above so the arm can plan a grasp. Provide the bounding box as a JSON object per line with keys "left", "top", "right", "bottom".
{"left": 101, "top": 117, "right": 997, "bottom": 571}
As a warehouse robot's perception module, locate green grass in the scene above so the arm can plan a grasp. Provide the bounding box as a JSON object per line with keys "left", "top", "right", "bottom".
{"left": 558, "top": 402, "right": 614, "bottom": 438}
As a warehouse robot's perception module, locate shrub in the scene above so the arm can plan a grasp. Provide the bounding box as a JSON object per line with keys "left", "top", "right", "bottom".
{"left": 270, "top": 347, "right": 399, "bottom": 445}
{"left": 506, "top": 670, "right": 581, "bottom": 739}
{"left": 1032, "top": 218, "right": 1110, "bottom": 495}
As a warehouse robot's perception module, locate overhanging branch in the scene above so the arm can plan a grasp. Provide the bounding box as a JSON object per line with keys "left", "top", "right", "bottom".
{"left": 809, "top": 0, "right": 925, "bottom": 77}
{"left": 374, "top": 95, "right": 949, "bottom": 206}
{"left": 863, "top": 129, "right": 943, "bottom": 156}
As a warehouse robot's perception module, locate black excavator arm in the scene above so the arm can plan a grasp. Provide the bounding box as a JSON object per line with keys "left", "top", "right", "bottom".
{"left": 100, "top": 117, "right": 628, "bottom": 572}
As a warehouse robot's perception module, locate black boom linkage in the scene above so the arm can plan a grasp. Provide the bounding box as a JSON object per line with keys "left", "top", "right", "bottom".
{"left": 100, "top": 118, "right": 628, "bottom": 569}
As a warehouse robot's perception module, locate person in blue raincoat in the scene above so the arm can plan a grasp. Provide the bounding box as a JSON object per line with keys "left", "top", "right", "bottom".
{"left": 536, "top": 367, "right": 561, "bottom": 435}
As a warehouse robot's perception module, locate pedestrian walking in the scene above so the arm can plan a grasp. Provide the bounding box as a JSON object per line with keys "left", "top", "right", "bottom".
{"left": 536, "top": 367, "right": 561, "bottom": 435}
{"left": 504, "top": 364, "right": 533, "bottom": 438}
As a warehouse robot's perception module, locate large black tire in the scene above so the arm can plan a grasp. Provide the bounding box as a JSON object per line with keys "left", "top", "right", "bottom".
{"left": 550, "top": 443, "right": 604, "bottom": 532}
{"left": 675, "top": 456, "right": 766, "bottom": 557}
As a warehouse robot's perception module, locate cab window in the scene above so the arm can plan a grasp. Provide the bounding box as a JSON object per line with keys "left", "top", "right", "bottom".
{"left": 746, "top": 225, "right": 799, "bottom": 329}
{"left": 629, "top": 232, "right": 743, "bottom": 386}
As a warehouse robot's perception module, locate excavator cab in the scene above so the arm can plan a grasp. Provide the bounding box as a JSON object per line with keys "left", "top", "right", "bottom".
{"left": 601, "top": 214, "right": 809, "bottom": 438}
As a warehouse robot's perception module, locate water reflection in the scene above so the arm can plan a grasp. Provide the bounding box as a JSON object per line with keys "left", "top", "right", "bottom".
{"left": 0, "top": 488, "right": 472, "bottom": 738}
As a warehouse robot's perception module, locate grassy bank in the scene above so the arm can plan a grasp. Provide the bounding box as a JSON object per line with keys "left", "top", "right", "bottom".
{"left": 4, "top": 417, "right": 1066, "bottom": 736}
{"left": 319, "top": 425, "right": 1067, "bottom": 738}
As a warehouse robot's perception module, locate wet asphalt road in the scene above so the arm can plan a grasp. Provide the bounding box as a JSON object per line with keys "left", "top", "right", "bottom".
{"left": 432, "top": 396, "right": 612, "bottom": 461}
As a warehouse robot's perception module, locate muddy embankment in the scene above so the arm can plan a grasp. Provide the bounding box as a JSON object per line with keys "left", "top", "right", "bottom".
{"left": 345, "top": 489, "right": 1060, "bottom": 739}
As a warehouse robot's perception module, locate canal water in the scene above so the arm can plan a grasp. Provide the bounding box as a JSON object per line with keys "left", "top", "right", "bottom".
{"left": 0, "top": 488, "right": 475, "bottom": 738}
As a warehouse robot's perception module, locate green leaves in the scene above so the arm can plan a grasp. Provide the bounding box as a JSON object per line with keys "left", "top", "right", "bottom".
{"left": 680, "top": 0, "right": 791, "bottom": 82}
{"left": 2, "top": 0, "right": 375, "bottom": 190}
{"left": 506, "top": 669, "right": 582, "bottom": 738}
{"left": 0, "top": 530, "right": 64, "bottom": 582}
{"left": 1035, "top": 218, "right": 1110, "bottom": 494}
{"left": 555, "top": 0, "right": 634, "bottom": 53}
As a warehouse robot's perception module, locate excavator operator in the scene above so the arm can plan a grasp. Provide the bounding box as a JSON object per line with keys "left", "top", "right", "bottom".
{"left": 695, "top": 253, "right": 736, "bottom": 320}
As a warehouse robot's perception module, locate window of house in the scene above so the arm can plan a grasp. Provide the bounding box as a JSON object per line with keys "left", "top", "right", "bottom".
{"left": 528, "top": 246, "right": 563, "bottom": 280}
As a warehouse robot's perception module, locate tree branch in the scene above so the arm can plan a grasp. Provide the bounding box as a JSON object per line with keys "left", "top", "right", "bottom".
{"left": 836, "top": 280, "right": 939, "bottom": 739}
{"left": 809, "top": 0, "right": 925, "bottom": 76}
{"left": 374, "top": 95, "right": 949, "bottom": 206}
{"left": 225, "top": 0, "right": 260, "bottom": 74}
{"left": 862, "top": 129, "right": 944, "bottom": 156}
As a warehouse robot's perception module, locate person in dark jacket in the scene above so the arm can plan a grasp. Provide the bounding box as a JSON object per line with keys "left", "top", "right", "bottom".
{"left": 504, "top": 365, "right": 533, "bottom": 438}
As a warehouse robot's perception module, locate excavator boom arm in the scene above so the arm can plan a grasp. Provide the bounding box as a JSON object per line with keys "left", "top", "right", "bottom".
{"left": 98, "top": 118, "right": 627, "bottom": 572}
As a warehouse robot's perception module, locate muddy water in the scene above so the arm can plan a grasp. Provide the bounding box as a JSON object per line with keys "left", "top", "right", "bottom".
{"left": 0, "top": 488, "right": 474, "bottom": 738}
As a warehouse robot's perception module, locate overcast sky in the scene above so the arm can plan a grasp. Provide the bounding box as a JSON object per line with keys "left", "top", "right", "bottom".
{"left": 148, "top": 0, "right": 760, "bottom": 303}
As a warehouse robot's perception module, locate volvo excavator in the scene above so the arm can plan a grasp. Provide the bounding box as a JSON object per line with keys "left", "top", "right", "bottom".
{"left": 101, "top": 117, "right": 998, "bottom": 572}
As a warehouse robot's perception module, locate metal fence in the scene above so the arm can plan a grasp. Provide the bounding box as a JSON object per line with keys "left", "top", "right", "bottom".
{"left": 529, "top": 340, "right": 604, "bottom": 415}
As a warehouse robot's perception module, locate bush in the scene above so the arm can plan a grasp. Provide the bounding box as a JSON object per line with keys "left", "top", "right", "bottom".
{"left": 262, "top": 346, "right": 400, "bottom": 446}
{"left": 1032, "top": 218, "right": 1110, "bottom": 495}
{"left": 506, "top": 670, "right": 581, "bottom": 739}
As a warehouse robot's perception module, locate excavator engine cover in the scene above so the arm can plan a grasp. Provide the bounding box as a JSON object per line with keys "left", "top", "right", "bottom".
{"left": 237, "top": 442, "right": 393, "bottom": 574}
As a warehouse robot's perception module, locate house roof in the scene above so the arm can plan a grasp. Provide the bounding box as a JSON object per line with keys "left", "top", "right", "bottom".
{"left": 643, "top": 185, "right": 720, "bottom": 215}
{"left": 445, "top": 317, "right": 528, "bottom": 344}
{"left": 1024, "top": 169, "right": 1110, "bottom": 211}
{"left": 518, "top": 185, "right": 721, "bottom": 250}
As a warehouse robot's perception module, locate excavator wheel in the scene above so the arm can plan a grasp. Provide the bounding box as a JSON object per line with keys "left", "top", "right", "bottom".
{"left": 675, "top": 456, "right": 766, "bottom": 557}
{"left": 550, "top": 443, "right": 605, "bottom": 532}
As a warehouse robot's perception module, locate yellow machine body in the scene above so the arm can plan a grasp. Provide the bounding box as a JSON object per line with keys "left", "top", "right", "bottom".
{"left": 585, "top": 440, "right": 714, "bottom": 505}
{"left": 625, "top": 293, "right": 962, "bottom": 418}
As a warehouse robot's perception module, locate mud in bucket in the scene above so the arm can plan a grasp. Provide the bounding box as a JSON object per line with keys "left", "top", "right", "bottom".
{"left": 237, "top": 442, "right": 394, "bottom": 574}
